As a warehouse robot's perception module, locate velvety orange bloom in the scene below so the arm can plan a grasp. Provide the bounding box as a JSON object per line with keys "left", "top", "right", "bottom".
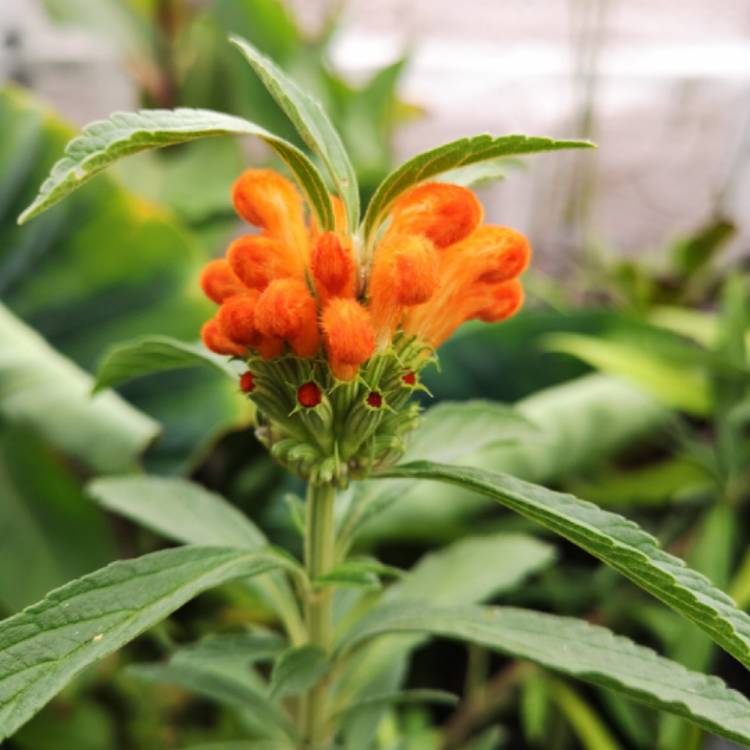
{"left": 200, "top": 169, "right": 531, "bottom": 380}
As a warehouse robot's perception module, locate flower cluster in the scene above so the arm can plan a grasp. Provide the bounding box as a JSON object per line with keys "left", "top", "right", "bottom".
{"left": 200, "top": 170, "right": 529, "bottom": 377}
{"left": 198, "top": 169, "right": 530, "bottom": 483}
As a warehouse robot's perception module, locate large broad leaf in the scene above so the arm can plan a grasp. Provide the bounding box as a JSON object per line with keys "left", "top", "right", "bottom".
{"left": 658, "top": 504, "right": 737, "bottom": 749}
{"left": 377, "top": 462, "right": 750, "bottom": 672}
{"left": 87, "top": 475, "right": 305, "bottom": 643}
{"left": 93, "top": 335, "right": 238, "bottom": 393}
{"left": 230, "top": 35, "right": 359, "bottom": 230}
{"left": 343, "top": 374, "right": 670, "bottom": 545}
{"left": 335, "top": 533, "right": 554, "bottom": 748}
{"left": 362, "top": 134, "right": 594, "bottom": 244}
{"left": 401, "top": 400, "right": 537, "bottom": 464}
{"left": 0, "top": 425, "right": 116, "bottom": 611}
{"left": 0, "top": 302, "right": 157, "bottom": 472}
{"left": 340, "top": 603, "right": 750, "bottom": 747}
{"left": 0, "top": 87, "right": 245, "bottom": 472}
{"left": 88, "top": 475, "right": 265, "bottom": 548}
{"left": 17, "top": 106, "right": 334, "bottom": 230}
{"left": 0, "top": 545, "right": 289, "bottom": 740}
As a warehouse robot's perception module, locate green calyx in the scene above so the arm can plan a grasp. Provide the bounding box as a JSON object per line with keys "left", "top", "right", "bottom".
{"left": 245, "top": 339, "right": 430, "bottom": 486}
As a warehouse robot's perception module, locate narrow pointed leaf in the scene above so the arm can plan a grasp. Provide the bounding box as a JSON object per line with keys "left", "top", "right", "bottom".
{"left": 230, "top": 35, "right": 359, "bottom": 229}
{"left": 0, "top": 546, "right": 289, "bottom": 740}
{"left": 17, "top": 108, "right": 334, "bottom": 229}
{"left": 314, "top": 560, "right": 405, "bottom": 590}
{"left": 377, "top": 462, "right": 750, "bottom": 672}
{"left": 94, "top": 335, "right": 238, "bottom": 393}
{"left": 340, "top": 603, "right": 750, "bottom": 747}
{"left": 363, "top": 134, "right": 594, "bottom": 243}
{"left": 88, "top": 475, "right": 265, "bottom": 549}
{"left": 87, "top": 476, "right": 305, "bottom": 643}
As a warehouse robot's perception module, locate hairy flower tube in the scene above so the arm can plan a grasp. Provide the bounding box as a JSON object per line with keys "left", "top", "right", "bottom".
{"left": 200, "top": 169, "right": 529, "bottom": 484}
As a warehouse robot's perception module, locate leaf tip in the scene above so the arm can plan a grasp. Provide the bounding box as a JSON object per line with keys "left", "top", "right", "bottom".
{"left": 17, "top": 205, "right": 34, "bottom": 225}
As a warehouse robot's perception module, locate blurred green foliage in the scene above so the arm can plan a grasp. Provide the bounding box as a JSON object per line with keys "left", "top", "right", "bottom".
{"left": 0, "top": 1, "right": 749, "bottom": 748}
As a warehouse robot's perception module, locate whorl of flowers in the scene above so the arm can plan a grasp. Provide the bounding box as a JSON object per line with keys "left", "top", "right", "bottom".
{"left": 200, "top": 169, "right": 529, "bottom": 376}
{"left": 198, "top": 169, "right": 530, "bottom": 484}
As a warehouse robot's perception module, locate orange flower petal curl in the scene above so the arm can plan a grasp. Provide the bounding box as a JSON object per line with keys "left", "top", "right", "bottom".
{"left": 255, "top": 278, "right": 320, "bottom": 358}
{"left": 311, "top": 231, "right": 356, "bottom": 300}
{"left": 217, "top": 292, "right": 261, "bottom": 346}
{"left": 227, "top": 234, "right": 301, "bottom": 291}
{"left": 200, "top": 259, "right": 246, "bottom": 304}
{"left": 388, "top": 182, "right": 483, "bottom": 248}
{"left": 201, "top": 317, "right": 246, "bottom": 357}
{"left": 322, "top": 298, "right": 375, "bottom": 369}
{"left": 232, "top": 169, "right": 309, "bottom": 274}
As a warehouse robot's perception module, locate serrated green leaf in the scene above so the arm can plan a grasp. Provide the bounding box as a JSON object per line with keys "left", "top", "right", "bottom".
{"left": 438, "top": 156, "right": 522, "bottom": 188}
{"left": 376, "top": 462, "right": 750, "bottom": 674}
{"left": 362, "top": 133, "right": 594, "bottom": 244}
{"left": 93, "top": 335, "right": 238, "bottom": 393}
{"left": 230, "top": 35, "right": 359, "bottom": 229}
{"left": 0, "top": 545, "right": 290, "bottom": 740}
{"left": 0, "top": 302, "right": 158, "bottom": 472}
{"left": 340, "top": 603, "right": 750, "bottom": 747}
{"left": 269, "top": 644, "right": 329, "bottom": 700}
{"left": 17, "top": 107, "right": 334, "bottom": 230}
{"left": 87, "top": 475, "right": 305, "bottom": 644}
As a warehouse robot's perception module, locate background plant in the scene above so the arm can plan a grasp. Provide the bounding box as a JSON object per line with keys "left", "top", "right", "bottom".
{"left": 0, "top": 4, "right": 749, "bottom": 750}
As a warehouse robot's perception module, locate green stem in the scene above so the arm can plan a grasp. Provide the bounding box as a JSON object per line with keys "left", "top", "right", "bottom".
{"left": 303, "top": 481, "right": 337, "bottom": 746}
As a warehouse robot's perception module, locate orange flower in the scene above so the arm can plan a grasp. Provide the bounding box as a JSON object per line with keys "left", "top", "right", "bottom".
{"left": 322, "top": 298, "right": 376, "bottom": 380}
{"left": 199, "top": 170, "right": 530, "bottom": 380}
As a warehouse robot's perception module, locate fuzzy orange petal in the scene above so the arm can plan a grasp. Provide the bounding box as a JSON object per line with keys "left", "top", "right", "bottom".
{"left": 311, "top": 231, "right": 356, "bottom": 301}
{"left": 217, "top": 292, "right": 261, "bottom": 346}
{"left": 227, "top": 234, "right": 302, "bottom": 291}
{"left": 201, "top": 317, "right": 247, "bottom": 357}
{"left": 255, "top": 278, "right": 320, "bottom": 358}
{"left": 200, "top": 259, "right": 247, "bottom": 304}
{"left": 388, "top": 182, "right": 483, "bottom": 248}
{"left": 232, "top": 169, "right": 309, "bottom": 272}
{"left": 322, "top": 298, "right": 375, "bottom": 368}
{"left": 368, "top": 233, "right": 439, "bottom": 343}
